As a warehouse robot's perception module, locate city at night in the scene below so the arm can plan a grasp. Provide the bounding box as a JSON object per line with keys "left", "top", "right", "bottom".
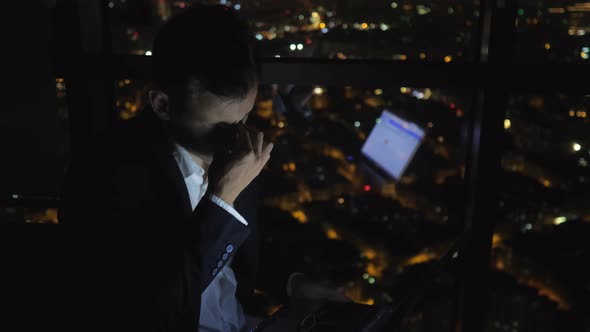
{"left": 1, "top": 1, "right": 590, "bottom": 332}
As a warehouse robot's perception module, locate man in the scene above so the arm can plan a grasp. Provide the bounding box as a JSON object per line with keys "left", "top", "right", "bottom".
{"left": 59, "top": 4, "right": 271, "bottom": 331}
{"left": 59, "top": 4, "right": 346, "bottom": 332}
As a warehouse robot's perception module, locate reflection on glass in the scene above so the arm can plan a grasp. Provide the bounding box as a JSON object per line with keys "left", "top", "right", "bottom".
{"left": 105, "top": 0, "right": 480, "bottom": 61}
{"left": 115, "top": 81, "right": 471, "bottom": 329}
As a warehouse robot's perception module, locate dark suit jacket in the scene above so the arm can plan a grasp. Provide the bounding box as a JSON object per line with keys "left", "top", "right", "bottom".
{"left": 56, "top": 110, "right": 261, "bottom": 332}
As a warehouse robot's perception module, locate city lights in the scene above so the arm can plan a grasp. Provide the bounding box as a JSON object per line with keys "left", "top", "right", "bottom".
{"left": 573, "top": 143, "right": 582, "bottom": 152}
{"left": 391, "top": 2, "right": 398, "bottom": 9}
{"left": 504, "top": 119, "right": 512, "bottom": 129}
{"left": 313, "top": 87, "right": 324, "bottom": 95}
{"left": 416, "top": 5, "right": 431, "bottom": 15}
{"left": 553, "top": 216, "right": 567, "bottom": 225}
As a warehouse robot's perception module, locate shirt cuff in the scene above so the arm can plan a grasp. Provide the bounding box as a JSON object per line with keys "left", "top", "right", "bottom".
{"left": 208, "top": 194, "right": 248, "bottom": 226}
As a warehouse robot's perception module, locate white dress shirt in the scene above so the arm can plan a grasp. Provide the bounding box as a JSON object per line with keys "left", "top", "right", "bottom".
{"left": 172, "top": 143, "right": 247, "bottom": 332}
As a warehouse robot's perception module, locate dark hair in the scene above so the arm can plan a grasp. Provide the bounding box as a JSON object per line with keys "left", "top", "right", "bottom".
{"left": 152, "top": 4, "right": 260, "bottom": 101}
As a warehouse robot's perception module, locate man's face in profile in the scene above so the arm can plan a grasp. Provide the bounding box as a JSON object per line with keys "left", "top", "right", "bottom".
{"left": 167, "top": 84, "right": 258, "bottom": 155}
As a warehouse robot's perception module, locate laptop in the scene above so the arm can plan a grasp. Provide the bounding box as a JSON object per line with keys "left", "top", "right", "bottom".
{"left": 360, "top": 110, "right": 425, "bottom": 183}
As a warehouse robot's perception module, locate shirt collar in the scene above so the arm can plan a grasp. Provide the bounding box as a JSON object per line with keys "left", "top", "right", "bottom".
{"left": 173, "top": 143, "right": 206, "bottom": 180}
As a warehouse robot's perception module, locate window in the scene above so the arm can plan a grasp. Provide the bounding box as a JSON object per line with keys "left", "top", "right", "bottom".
{"left": 13, "top": 0, "right": 586, "bottom": 330}
{"left": 114, "top": 81, "right": 470, "bottom": 326}
{"left": 1, "top": 78, "right": 68, "bottom": 224}
{"left": 490, "top": 93, "right": 590, "bottom": 330}
{"left": 105, "top": 0, "right": 480, "bottom": 61}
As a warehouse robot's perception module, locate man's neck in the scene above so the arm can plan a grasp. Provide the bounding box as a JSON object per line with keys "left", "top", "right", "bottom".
{"left": 185, "top": 147, "right": 213, "bottom": 172}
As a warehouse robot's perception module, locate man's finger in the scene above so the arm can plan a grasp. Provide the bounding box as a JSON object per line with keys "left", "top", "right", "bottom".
{"left": 257, "top": 132, "right": 263, "bottom": 158}
{"left": 262, "top": 141, "right": 274, "bottom": 158}
{"left": 238, "top": 125, "right": 254, "bottom": 152}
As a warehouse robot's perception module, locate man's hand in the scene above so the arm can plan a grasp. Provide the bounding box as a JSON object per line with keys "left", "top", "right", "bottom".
{"left": 212, "top": 125, "right": 273, "bottom": 205}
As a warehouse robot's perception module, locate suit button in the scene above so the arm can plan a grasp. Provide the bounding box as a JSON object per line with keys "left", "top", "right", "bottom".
{"left": 225, "top": 244, "right": 234, "bottom": 253}
{"left": 212, "top": 268, "right": 218, "bottom": 275}
{"left": 222, "top": 253, "right": 229, "bottom": 260}
{"left": 217, "top": 260, "right": 223, "bottom": 268}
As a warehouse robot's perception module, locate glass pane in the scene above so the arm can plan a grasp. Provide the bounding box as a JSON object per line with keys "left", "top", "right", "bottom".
{"left": 105, "top": 0, "right": 480, "bottom": 62}
{"left": 1, "top": 78, "right": 68, "bottom": 224}
{"left": 491, "top": 93, "right": 590, "bottom": 330}
{"left": 114, "top": 81, "right": 471, "bottom": 328}
{"left": 514, "top": 1, "right": 590, "bottom": 63}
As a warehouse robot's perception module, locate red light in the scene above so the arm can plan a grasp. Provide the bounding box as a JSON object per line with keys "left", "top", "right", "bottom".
{"left": 179, "top": 2, "right": 186, "bottom": 8}
{"left": 364, "top": 185, "right": 371, "bottom": 192}
{"left": 450, "top": 103, "right": 456, "bottom": 109}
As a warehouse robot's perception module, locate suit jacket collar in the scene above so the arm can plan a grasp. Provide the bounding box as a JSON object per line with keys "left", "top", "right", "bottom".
{"left": 135, "top": 109, "right": 194, "bottom": 218}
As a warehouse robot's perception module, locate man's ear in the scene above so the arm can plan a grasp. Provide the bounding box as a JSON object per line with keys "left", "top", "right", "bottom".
{"left": 148, "top": 90, "right": 171, "bottom": 120}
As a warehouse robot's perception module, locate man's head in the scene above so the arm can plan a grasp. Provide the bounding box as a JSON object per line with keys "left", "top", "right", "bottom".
{"left": 149, "top": 4, "right": 260, "bottom": 155}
